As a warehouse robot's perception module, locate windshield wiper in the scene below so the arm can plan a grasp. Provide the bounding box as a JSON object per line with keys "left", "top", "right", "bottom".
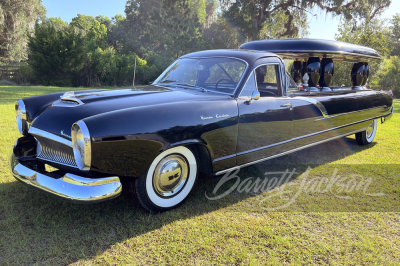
{"left": 177, "top": 83, "right": 208, "bottom": 92}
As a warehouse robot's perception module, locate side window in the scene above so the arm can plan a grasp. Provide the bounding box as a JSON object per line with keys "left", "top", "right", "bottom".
{"left": 240, "top": 71, "right": 256, "bottom": 97}
{"left": 287, "top": 72, "right": 299, "bottom": 93}
{"left": 255, "top": 65, "right": 281, "bottom": 97}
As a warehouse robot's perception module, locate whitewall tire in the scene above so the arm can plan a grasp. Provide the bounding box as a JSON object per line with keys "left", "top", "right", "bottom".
{"left": 356, "top": 119, "right": 378, "bottom": 145}
{"left": 135, "top": 146, "right": 198, "bottom": 213}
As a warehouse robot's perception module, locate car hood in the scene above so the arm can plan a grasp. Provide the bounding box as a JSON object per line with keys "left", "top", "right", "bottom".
{"left": 31, "top": 85, "right": 228, "bottom": 140}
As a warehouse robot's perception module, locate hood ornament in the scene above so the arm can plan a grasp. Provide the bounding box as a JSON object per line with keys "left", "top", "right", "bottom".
{"left": 60, "top": 91, "right": 84, "bottom": 105}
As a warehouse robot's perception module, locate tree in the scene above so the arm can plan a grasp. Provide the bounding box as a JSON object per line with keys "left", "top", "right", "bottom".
{"left": 27, "top": 19, "right": 85, "bottom": 86}
{"left": 220, "top": 0, "right": 391, "bottom": 41}
{"left": 70, "top": 14, "right": 96, "bottom": 33}
{"left": 333, "top": 18, "right": 390, "bottom": 87}
{"left": 108, "top": 14, "right": 126, "bottom": 52}
{"left": 0, "top": 0, "right": 46, "bottom": 62}
{"left": 389, "top": 13, "right": 400, "bottom": 56}
{"left": 377, "top": 56, "right": 400, "bottom": 97}
{"left": 124, "top": 0, "right": 210, "bottom": 70}
{"left": 124, "top": 0, "right": 162, "bottom": 57}
{"left": 70, "top": 14, "right": 108, "bottom": 49}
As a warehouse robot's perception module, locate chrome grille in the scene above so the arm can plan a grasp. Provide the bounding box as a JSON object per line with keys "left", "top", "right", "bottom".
{"left": 34, "top": 135, "right": 77, "bottom": 168}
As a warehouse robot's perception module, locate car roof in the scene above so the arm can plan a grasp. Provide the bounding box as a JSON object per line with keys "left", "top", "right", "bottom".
{"left": 180, "top": 49, "right": 277, "bottom": 65}
{"left": 239, "top": 38, "right": 381, "bottom": 62}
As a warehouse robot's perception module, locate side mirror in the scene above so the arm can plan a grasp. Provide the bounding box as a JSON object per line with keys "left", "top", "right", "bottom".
{"left": 247, "top": 91, "right": 260, "bottom": 104}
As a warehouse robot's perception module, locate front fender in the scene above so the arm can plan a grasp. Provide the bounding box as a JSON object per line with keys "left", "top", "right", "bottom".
{"left": 83, "top": 99, "right": 238, "bottom": 178}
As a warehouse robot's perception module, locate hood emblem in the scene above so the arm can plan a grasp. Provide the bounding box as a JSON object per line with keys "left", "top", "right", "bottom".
{"left": 61, "top": 130, "right": 71, "bottom": 139}
{"left": 60, "top": 91, "right": 84, "bottom": 105}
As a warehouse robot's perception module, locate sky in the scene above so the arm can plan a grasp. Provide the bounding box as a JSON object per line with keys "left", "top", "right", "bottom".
{"left": 43, "top": 0, "right": 400, "bottom": 41}
{"left": 42, "top": 0, "right": 127, "bottom": 22}
{"left": 307, "top": 1, "right": 400, "bottom": 40}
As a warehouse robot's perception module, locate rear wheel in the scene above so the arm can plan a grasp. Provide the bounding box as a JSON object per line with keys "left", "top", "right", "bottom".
{"left": 135, "top": 146, "right": 198, "bottom": 213}
{"left": 356, "top": 119, "right": 377, "bottom": 145}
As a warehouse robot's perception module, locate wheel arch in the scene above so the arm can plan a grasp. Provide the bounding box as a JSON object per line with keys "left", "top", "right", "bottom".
{"left": 165, "top": 140, "right": 214, "bottom": 178}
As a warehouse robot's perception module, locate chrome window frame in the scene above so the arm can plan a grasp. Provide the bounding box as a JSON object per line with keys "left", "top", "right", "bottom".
{"left": 153, "top": 56, "right": 249, "bottom": 96}
{"left": 238, "top": 69, "right": 257, "bottom": 98}
{"left": 285, "top": 71, "right": 300, "bottom": 94}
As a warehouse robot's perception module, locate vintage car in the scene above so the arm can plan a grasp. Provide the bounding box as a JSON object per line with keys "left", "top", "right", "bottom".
{"left": 10, "top": 39, "right": 394, "bottom": 212}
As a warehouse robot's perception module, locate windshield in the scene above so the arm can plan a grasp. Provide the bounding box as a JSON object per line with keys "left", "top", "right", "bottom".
{"left": 154, "top": 58, "right": 247, "bottom": 94}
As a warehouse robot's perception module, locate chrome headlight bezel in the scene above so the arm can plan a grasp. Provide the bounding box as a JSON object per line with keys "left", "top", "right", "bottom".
{"left": 15, "top": 100, "right": 29, "bottom": 135}
{"left": 71, "top": 120, "right": 91, "bottom": 171}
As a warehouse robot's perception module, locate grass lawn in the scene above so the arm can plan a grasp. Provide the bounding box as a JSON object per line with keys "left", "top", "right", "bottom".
{"left": 0, "top": 86, "right": 399, "bottom": 265}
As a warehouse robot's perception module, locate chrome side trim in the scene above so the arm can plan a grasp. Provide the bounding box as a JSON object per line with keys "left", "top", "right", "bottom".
{"left": 9, "top": 150, "right": 122, "bottom": 203}
{"left": 224, "top": 113, "right": 389, "bottom": 160}
{"left": 29, "top": 127, "right": 72, "bottom": 146}
{"left": 314, "top": 105, "right": 387, "bottom": 121}
{"left": 215, "top": 127, "right": 367, "bottom": 175}
{"left": 293, "top": 97, "right": 329, "bottom": 117}
{"left": 213, "top": 153, "right": 236, "bottom": 162}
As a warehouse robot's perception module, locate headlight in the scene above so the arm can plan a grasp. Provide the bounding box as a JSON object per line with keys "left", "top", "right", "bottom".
{"left": 15, "top": 100, "right": 28, "bottom": 135}
{"left": 71, "top": 120, "right": 91, "bottom": 171}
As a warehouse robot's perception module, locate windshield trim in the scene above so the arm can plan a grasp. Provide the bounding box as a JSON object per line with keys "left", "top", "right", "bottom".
{"left": 153, "top": 56, "right": 249, "bottom": 96}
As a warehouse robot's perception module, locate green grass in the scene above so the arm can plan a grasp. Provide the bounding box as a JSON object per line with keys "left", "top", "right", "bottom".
{"left": 0, "top": 86, "right": 399, "bottom": 265}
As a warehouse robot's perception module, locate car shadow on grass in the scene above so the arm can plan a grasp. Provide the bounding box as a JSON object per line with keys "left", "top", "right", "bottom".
{"left": 0, "top": 137, "right": 380, "bottom": 265}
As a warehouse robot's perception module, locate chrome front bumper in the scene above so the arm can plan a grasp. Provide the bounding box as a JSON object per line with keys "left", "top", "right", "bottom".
{"left": 381, "top": 105, "right": 394, "bottom": 124}
{"left": 9, "top": 148, "right": 122, "bottom": 203}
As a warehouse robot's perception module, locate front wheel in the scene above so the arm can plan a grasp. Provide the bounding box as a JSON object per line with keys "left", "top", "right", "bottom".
{"left": 135, "top": 146, "right": 198, "bottom": 213}
{"left": 356, "top": 119, "right": 378, "bottom": 145}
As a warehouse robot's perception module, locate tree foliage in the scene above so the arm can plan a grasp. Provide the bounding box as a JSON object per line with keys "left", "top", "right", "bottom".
{"left": 124, "top": 0, "right": 212, "bottom": 71}
{"left": 27, "top": 17, "right": 158, "bottom": 87}
{"left": 221, "top": 0, "right": 391, "bottom": 41}
{"left": 6, "top": 0, "right": 399, "bottom": 91}
{"left": 333, "top": 10, "right": 396, "bottom": 88}
{"left": 389, "top": 13, "right": 400, "bottom": 56}
{"left": 27, "top": 19, "right": 85, "bottom": 86}
{"left": 377, "top": 56, "right": 400, "bottom": 97}
{"left": 0, "top": 0, "right": 46, "bottom": 62}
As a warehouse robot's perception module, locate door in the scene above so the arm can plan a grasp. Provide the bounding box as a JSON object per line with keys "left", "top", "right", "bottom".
{"left": 236, "top": 59, "right": 293, "bottom": 165}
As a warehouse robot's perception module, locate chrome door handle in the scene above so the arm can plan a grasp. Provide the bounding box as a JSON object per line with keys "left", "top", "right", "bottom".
{"left": 281, "top": 103, "right": 292, "bottom": 108}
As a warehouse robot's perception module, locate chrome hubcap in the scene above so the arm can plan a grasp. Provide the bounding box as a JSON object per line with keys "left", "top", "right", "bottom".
{"left": 153, "top": 154, "right": 188, "bottom": 197}
{"left": 367, "top": 121, "right": 375, "bottom": 138}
